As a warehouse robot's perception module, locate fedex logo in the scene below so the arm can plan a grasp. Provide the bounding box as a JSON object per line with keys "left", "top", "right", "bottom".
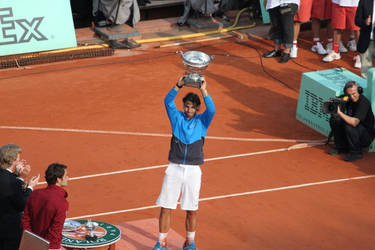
{"left": 0, "top": 7, "right": 47, "bottom": 45}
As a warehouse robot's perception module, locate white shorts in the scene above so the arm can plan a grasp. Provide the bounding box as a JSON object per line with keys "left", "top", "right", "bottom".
{"left": 156, "top": 163, "right": 202, "bottom": 211}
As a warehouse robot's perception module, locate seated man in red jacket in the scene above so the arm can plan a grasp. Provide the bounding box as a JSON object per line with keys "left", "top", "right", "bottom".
{"left": 22, "top": 163, "right": 69, "bottom": 250}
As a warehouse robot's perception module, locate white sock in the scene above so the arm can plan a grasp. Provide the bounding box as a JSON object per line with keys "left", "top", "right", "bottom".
{"left": 186, "top": 231, "right": 196, "bottom": 241}
{"left": 327, "top": 38, "right": 333, "bottom": 43}
{"left": 292, "top": 40, "right": 297, "bottom": 48}
{"left": 159, "top": 232, "right": 168, "bottom": 242}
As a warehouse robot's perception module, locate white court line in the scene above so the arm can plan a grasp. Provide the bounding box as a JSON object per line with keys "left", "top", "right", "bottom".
{"left": 37, "top": 143, "right": 324, "bottom": 185}
{"left": 67, "top": 174, "right": 375, "bottom": 220}
{"left": 0, "top": 125, "right": 325, "bottom": 143}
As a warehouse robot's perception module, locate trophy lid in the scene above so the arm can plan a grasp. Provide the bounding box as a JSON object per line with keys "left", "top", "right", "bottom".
{"left": 180, "top": 51, "right": 212, "bottom": 69}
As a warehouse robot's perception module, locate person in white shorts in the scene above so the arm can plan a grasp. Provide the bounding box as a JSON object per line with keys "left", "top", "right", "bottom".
{"left": 153, "top": 78, "right": 215, "bottom": 250}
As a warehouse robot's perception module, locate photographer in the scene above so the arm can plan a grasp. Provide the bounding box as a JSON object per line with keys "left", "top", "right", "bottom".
{"left": 329, "top": 81, "right": 375, "bottom": 162}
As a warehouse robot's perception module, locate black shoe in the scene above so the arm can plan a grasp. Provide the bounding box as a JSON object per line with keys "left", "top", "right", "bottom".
{"left": 263, "top": 50, "right": 281, "bottom": 58}
{"left": 343, "top": 153, "right": 363, "bottom": 162}
{"left": 328, "top": 148, "right": 346, "bottom": 155}
{"left": 279, "top": 53, "right": 290, "bottom": 63}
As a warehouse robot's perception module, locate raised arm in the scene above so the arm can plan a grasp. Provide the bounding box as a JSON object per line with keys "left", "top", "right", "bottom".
{"left": 200, "top": 80, "right": 215, "bottom": 127}
{"left": 164, "top": 77, "right": 184, "bottom": 127}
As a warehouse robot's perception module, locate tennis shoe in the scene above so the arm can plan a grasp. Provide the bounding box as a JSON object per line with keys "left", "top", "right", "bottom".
{"left": 323, "top": 51, "right": 341, "bottom": 62}
{"left": 347, "top": 39, "right": 357, "bottom": 52}
{"left": 311, "top": 42, "right": 327, "bottom": 55}
{"left": 154, "top": 241, "right": 168, "bottom": 250}
{"left": 339, "top": 41, "right": 348, "bottom": 53}
{"left": 329, "top": 148, "right": 346, "bottom": 155}
{"left": 183, "top": 241, "right": 196, "bottom": 250}
{"left": 344, "top": 153, "right": 363, "bottom": 162}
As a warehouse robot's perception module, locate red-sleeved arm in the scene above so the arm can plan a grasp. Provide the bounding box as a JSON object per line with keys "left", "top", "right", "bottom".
{"left": 45, "top": 201, "right": 68, "bottom": 249}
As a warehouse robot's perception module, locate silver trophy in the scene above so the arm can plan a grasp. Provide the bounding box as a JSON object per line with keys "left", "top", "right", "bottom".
{"left": 179, "top": 51, "right": 213, "bottom": 88}
{"left": 85, "top": 219, "right": 98, "bottom": 241}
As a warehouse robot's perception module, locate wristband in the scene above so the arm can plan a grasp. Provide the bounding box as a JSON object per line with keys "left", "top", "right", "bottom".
{"left": 176, "top": 83, "right": 183, "bottom": 89}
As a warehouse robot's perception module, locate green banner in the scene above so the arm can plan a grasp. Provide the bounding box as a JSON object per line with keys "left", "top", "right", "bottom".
{"left": 0, "top": 0, "right": 77, "bottom": 56}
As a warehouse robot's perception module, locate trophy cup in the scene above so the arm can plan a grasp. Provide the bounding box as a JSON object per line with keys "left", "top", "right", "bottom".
{"left": 85, "top": 219, "right": 98, "bottom": 241}
{"left": 179, "top": 51, "right": 213, "bottom": 88}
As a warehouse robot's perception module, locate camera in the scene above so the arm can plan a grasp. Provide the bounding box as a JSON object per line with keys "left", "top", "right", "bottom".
{"left": 321, "top": 95, "right": 349, "bottom": 114}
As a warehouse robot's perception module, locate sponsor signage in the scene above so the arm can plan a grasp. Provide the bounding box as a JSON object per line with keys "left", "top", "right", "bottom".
{"left": 0, "top": 0, "right": 77, "bottom": 56}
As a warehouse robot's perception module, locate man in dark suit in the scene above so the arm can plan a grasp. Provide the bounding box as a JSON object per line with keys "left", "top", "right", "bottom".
{"left": 355, "top": 0, "right": 375, "bottom": 78}
{"left": 0, "top": 144, "right": 39, "bottom": 250}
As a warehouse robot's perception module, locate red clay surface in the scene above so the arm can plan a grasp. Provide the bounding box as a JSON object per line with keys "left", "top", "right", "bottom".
{"left": 1, "top": 28, "right": 375, "bottom": 249}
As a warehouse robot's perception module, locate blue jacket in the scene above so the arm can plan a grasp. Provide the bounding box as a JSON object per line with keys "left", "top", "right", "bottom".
{"left": 165, "top": 88, "right": 215, "bottom": 165}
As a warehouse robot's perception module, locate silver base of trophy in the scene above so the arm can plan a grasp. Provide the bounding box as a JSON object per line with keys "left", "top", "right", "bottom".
{"left": 183, "top": 73, "right": 204, "bottom": 88}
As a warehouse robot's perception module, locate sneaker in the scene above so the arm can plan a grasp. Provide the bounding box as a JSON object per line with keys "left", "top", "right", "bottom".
{"left": 344, "top": 153, "right": 363, "bottom": 162}
{"left": 311, "top": 42, "right": 328, "bottom": 55}
{"left": 347, "top": 39, "right": 357, "bottom": 52}
{"left": 279, "top": 53, "right": 291, "bottom": 63}
{"left": 263, "top": 49, "right": 282, "bottom": 58}
{"left": 154, "top": 241, "right": 168, "bottom": 250}
{"left": 290, "top": 46, "right": 298, "bottom": 58}
{"left": 354, "top": 55, "right": 361, "bottom": 68}
{"left": 183, "top": 241, "right": 196, "bottom": 250}
{"left": 328, "top": 148, "right": 346, "bottom": 155}
{"left": 323, "top": 51, "right": 341, "bottom": 62}
{"left": 339, "top": 41, "right": 348, "bottom": 53}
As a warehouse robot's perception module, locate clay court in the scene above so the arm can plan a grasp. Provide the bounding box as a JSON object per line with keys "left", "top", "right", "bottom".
{"left": 1, "top": 26, "right": 375, "bottom": 249}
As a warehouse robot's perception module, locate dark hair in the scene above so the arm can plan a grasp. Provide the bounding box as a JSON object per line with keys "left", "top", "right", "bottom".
{"left": 183, "top": 92, "right": 201, "bottom": 108}
{"left": 344, "top": 81, "right": 363, "bottom": 94}
{"left": 45, "top": 163, "right": 67, "bottom": 185}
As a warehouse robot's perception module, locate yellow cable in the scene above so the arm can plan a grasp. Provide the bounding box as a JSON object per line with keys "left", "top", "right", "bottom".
{"left": 136, "top": 7, "right": 255, "bottom": 44}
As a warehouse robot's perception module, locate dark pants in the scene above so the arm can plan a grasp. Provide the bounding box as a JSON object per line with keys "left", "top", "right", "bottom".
{"left": 330, "top": 116, "right": 374, "bottom": 154}
{"left": 268, "top": 4, "right": 298, "bottom": 49}
{"left": 0, "top": 239, "right": 20, "bottom": 250}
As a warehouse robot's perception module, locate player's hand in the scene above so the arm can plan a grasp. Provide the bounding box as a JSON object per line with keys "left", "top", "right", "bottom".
{"left": 200, "top": 80, "right": 207, "bottom": 91}
{"left": 337, "top": 105, "right": 342, "bottom": 114}
{"left": 176, "top": 76, "right": 185, "bottom": 88}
